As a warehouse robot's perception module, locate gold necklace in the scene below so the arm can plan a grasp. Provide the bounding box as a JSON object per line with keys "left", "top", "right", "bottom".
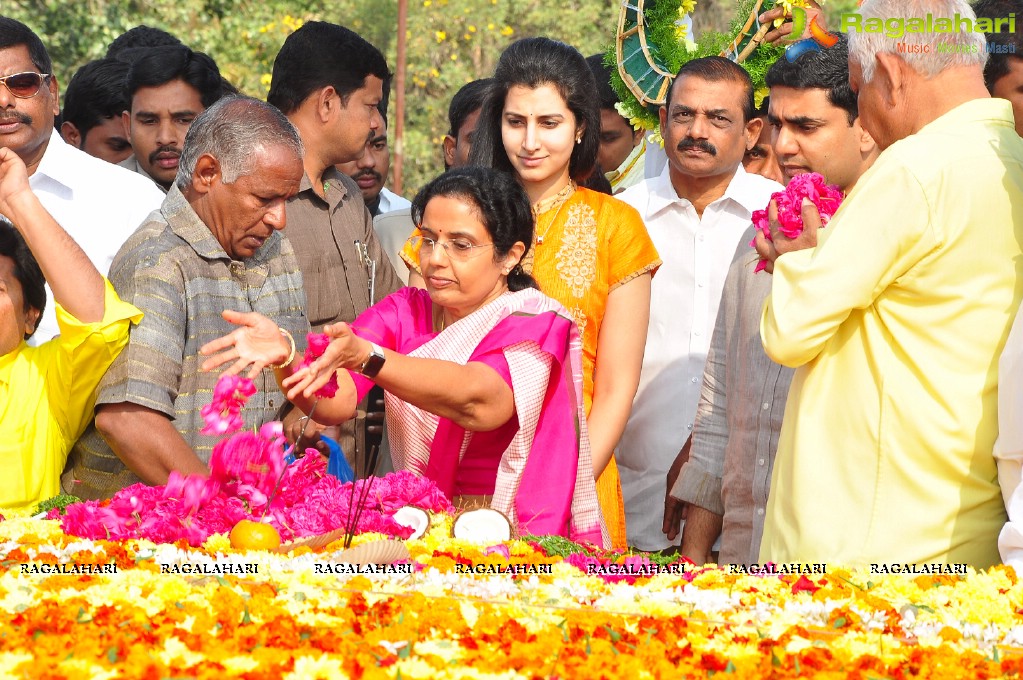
{"left": 533, "top": 182, "right": 576, "bottom": 246}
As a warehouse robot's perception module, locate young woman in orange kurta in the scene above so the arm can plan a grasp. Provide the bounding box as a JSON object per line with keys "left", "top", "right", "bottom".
{"left": 405, "top": 38, "right": 659, "bottom": 548}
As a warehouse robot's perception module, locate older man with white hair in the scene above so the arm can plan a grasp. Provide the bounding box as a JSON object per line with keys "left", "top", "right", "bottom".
{"left": 754, "top": 0, "right": 1023, "bottom": 567}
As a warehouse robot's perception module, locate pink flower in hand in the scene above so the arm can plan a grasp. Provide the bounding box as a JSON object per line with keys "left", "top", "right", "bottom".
{"left": 200, "top": 375, "right": 257, "bottom": 436}
{"left": 299, "top": 333, "right": 339, "bottom": 398}
{"left": 751, "top": 172, "right": 844, "bottom": 273}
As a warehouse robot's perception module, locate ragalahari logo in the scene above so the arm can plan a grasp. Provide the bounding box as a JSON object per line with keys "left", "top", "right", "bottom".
{"left": 785, "top": 6, "right": 841, "bottom": 61}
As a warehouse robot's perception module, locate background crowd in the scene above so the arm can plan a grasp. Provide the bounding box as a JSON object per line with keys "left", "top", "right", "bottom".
{"left": 3, "top": 0, "right": 1023, "bottom": 570}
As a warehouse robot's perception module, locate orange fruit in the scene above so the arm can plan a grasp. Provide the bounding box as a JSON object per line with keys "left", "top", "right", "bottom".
{"left": 230, "top": 519, "right": 282, "bottom": 550}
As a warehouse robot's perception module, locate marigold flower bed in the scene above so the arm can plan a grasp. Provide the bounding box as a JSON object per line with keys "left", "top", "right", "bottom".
{"left": 2, "top": 514, "right": 1023, "bottom": 679}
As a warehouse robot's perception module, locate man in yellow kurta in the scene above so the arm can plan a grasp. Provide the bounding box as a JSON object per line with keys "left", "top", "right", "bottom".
{"left": 0, "top": 146, "right": 141, "bottom": 513}
{"left": 754, "top": 0, "right": 1023, "bottom": 567}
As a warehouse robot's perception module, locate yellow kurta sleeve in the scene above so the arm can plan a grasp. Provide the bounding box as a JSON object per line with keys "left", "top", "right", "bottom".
{"left": 758, "top": 99, "right": 1023, "bottom": 568}
{"left": 0, "top": 279, "right": 142, "bottom": 512}
{"left": 761, "top": 158, "right": 936, "bottom": 369}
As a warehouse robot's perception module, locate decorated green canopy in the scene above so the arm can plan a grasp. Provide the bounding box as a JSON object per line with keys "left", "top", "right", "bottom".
{"left": 609, "top": 0, "right": 793, "bottom": 130}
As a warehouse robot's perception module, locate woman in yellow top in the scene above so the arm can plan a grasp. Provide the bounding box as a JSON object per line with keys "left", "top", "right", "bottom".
{"left": 0, "top": 148, "right": 140, "bottom": 512}
{"left": 404, "top": 38, "right": 660, "bottom": 548}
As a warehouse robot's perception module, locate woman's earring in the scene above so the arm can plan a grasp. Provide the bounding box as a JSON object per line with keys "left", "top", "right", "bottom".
{"left": 575, "top": 136, "right": 582, "bottom": 145}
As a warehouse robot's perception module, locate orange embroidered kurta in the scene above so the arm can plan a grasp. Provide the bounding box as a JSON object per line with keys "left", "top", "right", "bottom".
{"left": 404, "top": 184, "right": 660, "bottom": 548}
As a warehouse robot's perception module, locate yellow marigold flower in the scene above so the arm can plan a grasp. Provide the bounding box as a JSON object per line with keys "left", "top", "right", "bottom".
{"left": 468, "top": 24, "right": 477, "bottom": 32}
{"left": 157, "top": 636, "right": 204, "bottom": 668}
{"left": 284, "top": 653, "right": 346, "bottom": 679}
{"left": 423, "top": 0, "right": 431, "bottom": 5}
{"left": 680, "top": 0, "right": 697, "bottom": 13}
{"left": 0, "top": 653, "right": 34, "bottom": 677}
{"left": 754, "top": 86, "right": 769, "bottom": 108}
{"left": 435, "top": 30, "right": 447, "bottom": 43}
{"left": 500, "top": 26, "right": 515, "bottom": 37}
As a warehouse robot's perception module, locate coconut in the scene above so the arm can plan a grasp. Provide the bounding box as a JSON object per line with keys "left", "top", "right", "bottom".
{"left": 451, "top": 507, "right": 513, "bottom": 544}
{"left": 392, "top": 505, "right": 431, "bottom": 540}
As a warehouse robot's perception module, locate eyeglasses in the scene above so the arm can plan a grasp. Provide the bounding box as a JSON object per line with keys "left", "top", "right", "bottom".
{"left": 408, "top": 234, "right": 494, "bottom": 262}
{"left": 0, "top": 72, "right": 51, "bottom": 99}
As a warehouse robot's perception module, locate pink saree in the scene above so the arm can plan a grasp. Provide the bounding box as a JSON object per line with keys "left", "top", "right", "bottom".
{"left": 350, "top": 287, "right": 606, "bottom": 546}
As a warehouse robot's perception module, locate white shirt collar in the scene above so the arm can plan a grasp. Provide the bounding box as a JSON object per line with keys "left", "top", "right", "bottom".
{"left": 33, "top": 129, "right": 78, "bottom": 197}
{"left": 646, "top": 162, "right": 772, "bottom": 218}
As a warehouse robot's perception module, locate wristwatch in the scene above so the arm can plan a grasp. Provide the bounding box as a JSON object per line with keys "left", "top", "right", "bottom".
{"left": 359, "top": 342, "right": 386, "bottom": 378}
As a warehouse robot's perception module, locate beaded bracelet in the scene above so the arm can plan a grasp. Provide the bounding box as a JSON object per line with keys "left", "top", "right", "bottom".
{"left": 267, "top": 328, "right": 296, "bottom": 369}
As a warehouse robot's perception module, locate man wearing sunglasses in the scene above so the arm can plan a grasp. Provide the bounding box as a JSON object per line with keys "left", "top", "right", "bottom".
{"left": 0, "top": 18, "right": 163, "bottom": 343}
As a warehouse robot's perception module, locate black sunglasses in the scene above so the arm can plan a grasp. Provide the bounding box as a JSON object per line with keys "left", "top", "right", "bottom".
{"left": 0, "top": 72, "right": 51, "bottom": 99}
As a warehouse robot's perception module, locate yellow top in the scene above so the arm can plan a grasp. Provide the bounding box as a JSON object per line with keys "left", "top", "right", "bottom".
{"left": 760, "top": 99, "right": 1023, "bottom": 568}
{"left": 0, "top": 279, "right": 142, "bottom": 512}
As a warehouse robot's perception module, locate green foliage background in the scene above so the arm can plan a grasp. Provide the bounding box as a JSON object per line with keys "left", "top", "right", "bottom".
{"left": 2, "top": 0, "right": 864, "bottom": 193}
{"left": 2, "top": 0, "right": 617, "bottom": 194}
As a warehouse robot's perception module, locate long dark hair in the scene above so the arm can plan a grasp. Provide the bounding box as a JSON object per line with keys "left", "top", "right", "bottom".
{"left": 469, "top": 37, "right": 600, "bottom": 185}
{"left": 411, "top": 167, "right": 538, "bottom": 292}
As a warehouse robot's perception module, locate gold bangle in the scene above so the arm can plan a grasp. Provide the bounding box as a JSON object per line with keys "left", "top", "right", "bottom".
{"left": 267, "top": 328, "right": 296, "bottom": 369}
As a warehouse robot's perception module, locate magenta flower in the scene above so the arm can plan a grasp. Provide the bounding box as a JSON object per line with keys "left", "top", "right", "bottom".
{"left": 200, "top": 375, "right": 257, "bottom": 436}
{"left": 60, "top": 453, "right": 454, "bottom": 546}
{"left": 164, "top": 472, "right": 221, "bottom": 515}
{"left": 299, "top": 333, "right": 339, "bottom": 398}
{"left": 751, "top": 172, "right": 844, "bottom": 272}
{"left": 59, "top": 371, "right": 456, "bottom": 547}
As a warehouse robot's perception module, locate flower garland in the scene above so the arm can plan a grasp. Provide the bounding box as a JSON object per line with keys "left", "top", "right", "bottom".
{"left": 607, "top": 0, "right": 808, "bottom": 132}
{"left": 751, "top": 171, "right": 844, "bottom": 271}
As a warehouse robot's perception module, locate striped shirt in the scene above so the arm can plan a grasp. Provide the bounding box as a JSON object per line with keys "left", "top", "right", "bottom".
{"left": 672, "top": 226, "right": 794, "bottom": 566}
{"left": 65, "top": 185, "right": 309, "bottom": 499}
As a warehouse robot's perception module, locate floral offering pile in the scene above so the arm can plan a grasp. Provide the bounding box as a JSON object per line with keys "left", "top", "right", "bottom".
{"left": 3, "top": 511, "right": 1023, "bottom": 679}
{"left": 4, "top": 374, "right": 1023, "bottom": 678}
{"left": 752, "top": 172, "right": 844, "bottom": 272}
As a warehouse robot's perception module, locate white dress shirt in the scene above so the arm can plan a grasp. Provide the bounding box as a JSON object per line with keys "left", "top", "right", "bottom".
{"left": 997, "top": 307, "right": 1023, "bottom": 567}
{"left": 26, "top": 131, "right": 165, "bottom": 343}
{"left": 378, "top": 187, "right": 412, "bottom": 215}
{"left": 373, "top": 208, "right": 414, "bottom": 285}
{"left": 616, "top": 163, "right": 781, "bottom": 550}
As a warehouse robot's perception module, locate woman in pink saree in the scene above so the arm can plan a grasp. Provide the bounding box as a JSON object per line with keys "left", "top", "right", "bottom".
{"left": 202, "top": 167, "right": 606, "bottom": 546}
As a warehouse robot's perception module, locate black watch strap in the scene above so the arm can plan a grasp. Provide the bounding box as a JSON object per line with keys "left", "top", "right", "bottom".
{"left": 360, "top": 342, "right": 386, "bottom": 378}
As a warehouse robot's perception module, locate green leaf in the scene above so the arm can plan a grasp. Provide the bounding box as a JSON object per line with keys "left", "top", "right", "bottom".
{"left": 106, "top": 646, "right": 118, "bottom": 663}
{"left": 833, "top": 616, "right": 847, "bottom": 628}
{"left": 725, "top": 661, "right": 736, "bottom": 673}
{"left": 398, "top": 643, "right": 411, "bottom": 660}
{"left": 241, "top": 607, "right": 252, "bottom": 624}
{"left": 603, "top": 625, "right": 622, "bottom": 643}
{"left": 293, "top": 591, "right": 307, "bottom": 602}
{"left": 32, "top": 493, "right": 82, "bottom": 517}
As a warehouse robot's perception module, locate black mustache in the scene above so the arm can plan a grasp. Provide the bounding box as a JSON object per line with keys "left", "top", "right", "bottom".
{"left": 353, "top": 169, "right": 382, "bottom": 182}
{"left": 678, "top": 138, "right": 717, "bottom": 155}
{"left": 0, "top": 112, "right": 31, "bottom": 125}
{"left": 148, "top": 146, "right": 181, "bottom": 164}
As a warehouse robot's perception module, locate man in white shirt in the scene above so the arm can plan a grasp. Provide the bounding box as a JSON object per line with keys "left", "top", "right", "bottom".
{"left": 617, "top": 56, "right": 781, "bottom": 551}
{"left": 0, "top": 18, "right": 164, "bottom": 343}
{"left": 337, "top": 116, "right": 411, "bottom": 218}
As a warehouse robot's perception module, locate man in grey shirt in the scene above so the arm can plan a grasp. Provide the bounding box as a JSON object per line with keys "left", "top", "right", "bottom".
{"left": 670, "top": 37, "right": 879, "bottom": 566}
{"left": 65, "top": 97, "right": 308, "bottom": 499}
